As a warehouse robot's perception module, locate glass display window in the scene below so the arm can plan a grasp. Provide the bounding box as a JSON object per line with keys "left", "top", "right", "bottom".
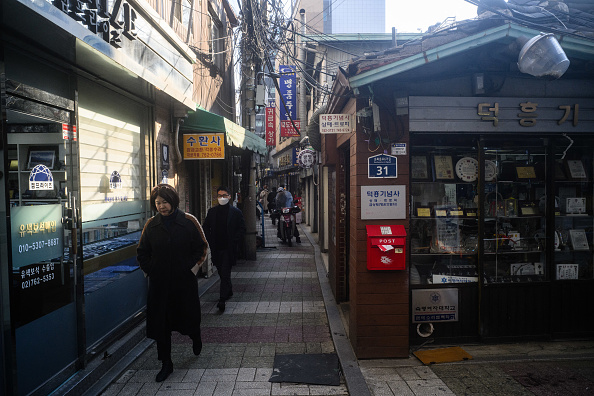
{"left": 77, "top": 79, "right": 150, "bottom": 277}
{"left": 410, "top": 137, "right": 479, "bottom": 285}
{"left": 482, "top": 139, "right": 548, "bottom": 283}
{"left": 411, "top": 135, "right": 594, "bottom": 287}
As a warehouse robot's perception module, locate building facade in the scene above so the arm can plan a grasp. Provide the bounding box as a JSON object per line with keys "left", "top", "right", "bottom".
{"left": 323, "top": 16, "right": 594, "bottom": 358}
{"left": 0, "top": 0, "right": 254, "bottom": 394}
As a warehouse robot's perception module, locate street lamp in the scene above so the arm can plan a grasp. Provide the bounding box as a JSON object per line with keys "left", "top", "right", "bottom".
{"left": 517, "top": 33, "right": 570, "bottom": 79}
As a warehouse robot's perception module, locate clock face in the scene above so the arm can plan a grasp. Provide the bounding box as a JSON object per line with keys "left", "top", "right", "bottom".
{"left": 455, "top": 157, "right": 478, "bottom": 182}
{"left": 485, "top": 160, "right": 497, "bottom": 182}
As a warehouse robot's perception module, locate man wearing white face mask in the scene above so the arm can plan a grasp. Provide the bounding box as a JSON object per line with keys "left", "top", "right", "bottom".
{"left": 202, "top": 186, "right": 246, "bottom": 312}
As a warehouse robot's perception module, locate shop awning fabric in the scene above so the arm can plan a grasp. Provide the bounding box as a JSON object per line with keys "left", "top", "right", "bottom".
{"left": 183, "top": 107, "right": 267, "bottom": 155}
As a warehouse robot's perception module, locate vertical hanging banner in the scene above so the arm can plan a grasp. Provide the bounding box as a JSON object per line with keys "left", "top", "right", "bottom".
{"left": 265, "top": 105, "right": 276, "bottom": 146}
{"left": 279, "top": 65, "right": 300, "bottom": 137}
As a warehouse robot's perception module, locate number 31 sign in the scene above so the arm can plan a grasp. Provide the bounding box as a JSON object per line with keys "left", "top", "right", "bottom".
{"left": 368, "top": 154, "right": 398, "bottom": 178}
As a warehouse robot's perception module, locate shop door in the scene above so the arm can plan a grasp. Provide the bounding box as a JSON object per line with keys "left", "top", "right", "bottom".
{"left": 479, "top": 138, "right": 551, "bottom": 339}
{"left": 4, "top": 79, "right": 82, "bottom": 395}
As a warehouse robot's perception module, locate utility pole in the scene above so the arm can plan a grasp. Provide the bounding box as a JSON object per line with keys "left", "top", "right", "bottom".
{"left": 241, "top": 0, "right": 257, "bottom": 260}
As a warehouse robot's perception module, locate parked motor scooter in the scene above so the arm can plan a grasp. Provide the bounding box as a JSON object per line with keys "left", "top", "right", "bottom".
{"left": 275, "top": 206, "right": 300, "bottom": 246}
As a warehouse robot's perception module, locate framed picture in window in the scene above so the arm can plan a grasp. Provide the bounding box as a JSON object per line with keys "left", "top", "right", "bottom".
{"left": 411, "top": 155, "right": 429, "bottom": 180}
{"left": 433, "top": 155, "right": 454, "bottom": 180}
{"left": 27, "top": 146, "right": 57, "bottom": 169}
{"left": 569, "top": 229, "right": 589, "bottom": 251}
{"left": 566, "top": 160, "right": 587, "bottom": 180}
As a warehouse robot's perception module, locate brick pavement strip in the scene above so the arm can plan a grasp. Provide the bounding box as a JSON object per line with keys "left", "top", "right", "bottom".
{"left": 101, "top": 224, "right": 349, "bottom": 396}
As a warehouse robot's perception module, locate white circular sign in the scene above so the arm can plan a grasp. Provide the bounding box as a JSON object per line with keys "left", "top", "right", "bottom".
{"left": 485, "top": 160, "right": 497, "bottom": 182}
{"left": 455, "top": 157, "right": 478, "bottom": 182}
{"left": 298, "top": 149, "right": 316, "bottom": 168}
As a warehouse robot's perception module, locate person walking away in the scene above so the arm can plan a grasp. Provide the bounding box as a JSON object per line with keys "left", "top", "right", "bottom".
{"left": 268, "top": 187, "right": 277, "bottom": 224}
{"left": 259, "top": 185, "right": 269, "bottom": 213}
{"left": 137, "top": 184, "right": 209, "bottom": 382}
{"left": 202, "top": 186, "right": 246, "bottom": 312}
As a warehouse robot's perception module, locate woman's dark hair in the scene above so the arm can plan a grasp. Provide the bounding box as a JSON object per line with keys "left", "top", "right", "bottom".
{"left": 150, "top": 184, "right": 180, "bottom": 211}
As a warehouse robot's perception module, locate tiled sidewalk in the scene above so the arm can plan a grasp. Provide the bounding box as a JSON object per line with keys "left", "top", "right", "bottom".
{"left": 100, "top": 214, "right": 349, "bottom": 396}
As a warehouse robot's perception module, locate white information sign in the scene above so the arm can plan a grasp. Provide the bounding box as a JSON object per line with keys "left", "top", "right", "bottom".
{"left": 412, "top": 288, "right": 459, "bottom": 323}
{"left": 361, "top": 185, "right": 406, "bottom": 220}
{"left": 391, "top": 143, "right": 407, "bottom": 155}
{"left": 320, "top": 114, "right": 353, "bottom": 134}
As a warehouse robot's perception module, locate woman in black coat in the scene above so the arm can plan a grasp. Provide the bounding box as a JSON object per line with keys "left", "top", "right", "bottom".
{"left": 137, "top": 184, "right": 208, "bottom": 382}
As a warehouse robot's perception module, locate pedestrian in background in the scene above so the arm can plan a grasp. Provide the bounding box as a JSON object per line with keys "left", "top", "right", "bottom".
{"left": 137, "top": 184, "right": 209, "bottom": 382}
{"left": 259, "top": 185, "right": 269, "bottom": 213}
{"left": 202, "top": 186, "right": 246, "bottom": 312}
{"left": 267, "top": 187, "right": 277, "bottom": 224}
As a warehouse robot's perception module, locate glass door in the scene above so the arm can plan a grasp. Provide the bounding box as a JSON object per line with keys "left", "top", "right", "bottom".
{"left": 479, "top": 137, "right": 550, "bottom": 338}
{"left": 409, "top": 135, "right": 480, "bottom": 343}
{"left": 481, "top": 139, "right": 549, "bottom": 283}
{"left": 4, "top": 79, "right": 81, "bottom": 395}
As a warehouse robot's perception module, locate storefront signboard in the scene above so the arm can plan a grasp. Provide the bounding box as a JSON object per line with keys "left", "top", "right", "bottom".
{"left": 183, "top": 133, "right": 225, "bottom": 159}
{"left": 49, "top": 0, "right": 138, "bottom": 48}
{"left": 409, "top": 97, "right": 594, "bottom": 133}
{"left": 297, "top": 148, "right": 316, "bottom": 169}
{"left": 278, "top": 147, "right": 298, "bottom": 168}
{"left": 11, "top": 204, "right": 63, "bottom": 269}
{"left": 412, "top": 288, "right": 458, "bottom": 323}
{"left": 265, "top": 106, "right": 276, "bottom": 146}
{"left": 368, "top": 154, "right": 397, "bottom": 178}
{"left": 320, "top": 114, "right": 353, "bottom": 134}
{"left": 280, "top": 120, "right": 300, "bottom": 137}
{"left": 361, "top": 185, "right": 406, "bottom": 219}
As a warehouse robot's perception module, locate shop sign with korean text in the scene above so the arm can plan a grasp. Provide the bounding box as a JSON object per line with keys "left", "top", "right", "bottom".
{"left": 297, "top": 148, "right": 316, "bottom": 169}
{"left": 320, "top": 114, "right": 353, "bottom": 134}
{"left": 183, "top": 133, "right": 225, "bottom": 159}
{"left": 265, "top": 105, "right": 276, "bottom": 146}
{"left": 279, "top": 65, "right": 297, "bottom": 122}
{"left": 412, "top": 288, "right": 458, "bottom": 323}
{"left": 11, "top": 204, "right": 63, "bottom": 269}
{"left": 361, "top": 185, "right": 406, "bottom": 219}
{"left": 409, "top": 97, "right": 594, "bottom": 133}
{"left": 278, "top": 147, "right": 298, "bottom": 168}
{"left": 49, "top": 0, "right": 139, "bottom": 49}
{"left": 280, "top": 120, "right": 300, "bottom": 137}
{"left": 368, "top": 154, "right": 397, "bottom": 178}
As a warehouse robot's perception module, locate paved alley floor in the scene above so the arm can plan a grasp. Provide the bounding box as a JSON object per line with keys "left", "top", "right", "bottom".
{"left": 99, "top": 215, "right": 350, "bottom": 396}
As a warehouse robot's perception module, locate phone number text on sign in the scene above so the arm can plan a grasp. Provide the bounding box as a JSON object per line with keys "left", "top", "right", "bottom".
{"left": 17, "top": 238, "right": 60, "bottom": 254}
{"left": 19, "top": 262, "right": 58, "bottom": 290}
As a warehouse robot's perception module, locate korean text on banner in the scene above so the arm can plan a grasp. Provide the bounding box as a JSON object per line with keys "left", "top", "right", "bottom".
{"left": 265, "top": 106, "right": 276, "bottom": 146}
{"left": 279, "top": 65, "right": 297, "bottom": 122}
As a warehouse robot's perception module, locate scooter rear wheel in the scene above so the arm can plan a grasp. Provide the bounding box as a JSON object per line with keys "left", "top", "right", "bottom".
{"left": 286, "top": 224, "right": 293, "bottom": 247}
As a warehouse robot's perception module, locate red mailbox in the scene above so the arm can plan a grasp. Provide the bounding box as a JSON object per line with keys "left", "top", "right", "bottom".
{"left": 366, "top": 225, "right": 406, "bottom": 270}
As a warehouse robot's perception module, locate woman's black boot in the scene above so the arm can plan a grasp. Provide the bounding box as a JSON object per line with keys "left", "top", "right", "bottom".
{"left": 156, "top": 360, "right": 173, "bottom": 382}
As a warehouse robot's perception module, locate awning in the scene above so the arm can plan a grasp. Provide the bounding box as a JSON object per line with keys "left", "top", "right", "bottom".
{"left": 183, "top": 107, "right": 267, "bottom": 155}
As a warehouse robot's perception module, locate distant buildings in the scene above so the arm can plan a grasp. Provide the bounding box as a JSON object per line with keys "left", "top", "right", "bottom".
{"left": 301, "top": 0, "right": 386, "bottom": 34}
